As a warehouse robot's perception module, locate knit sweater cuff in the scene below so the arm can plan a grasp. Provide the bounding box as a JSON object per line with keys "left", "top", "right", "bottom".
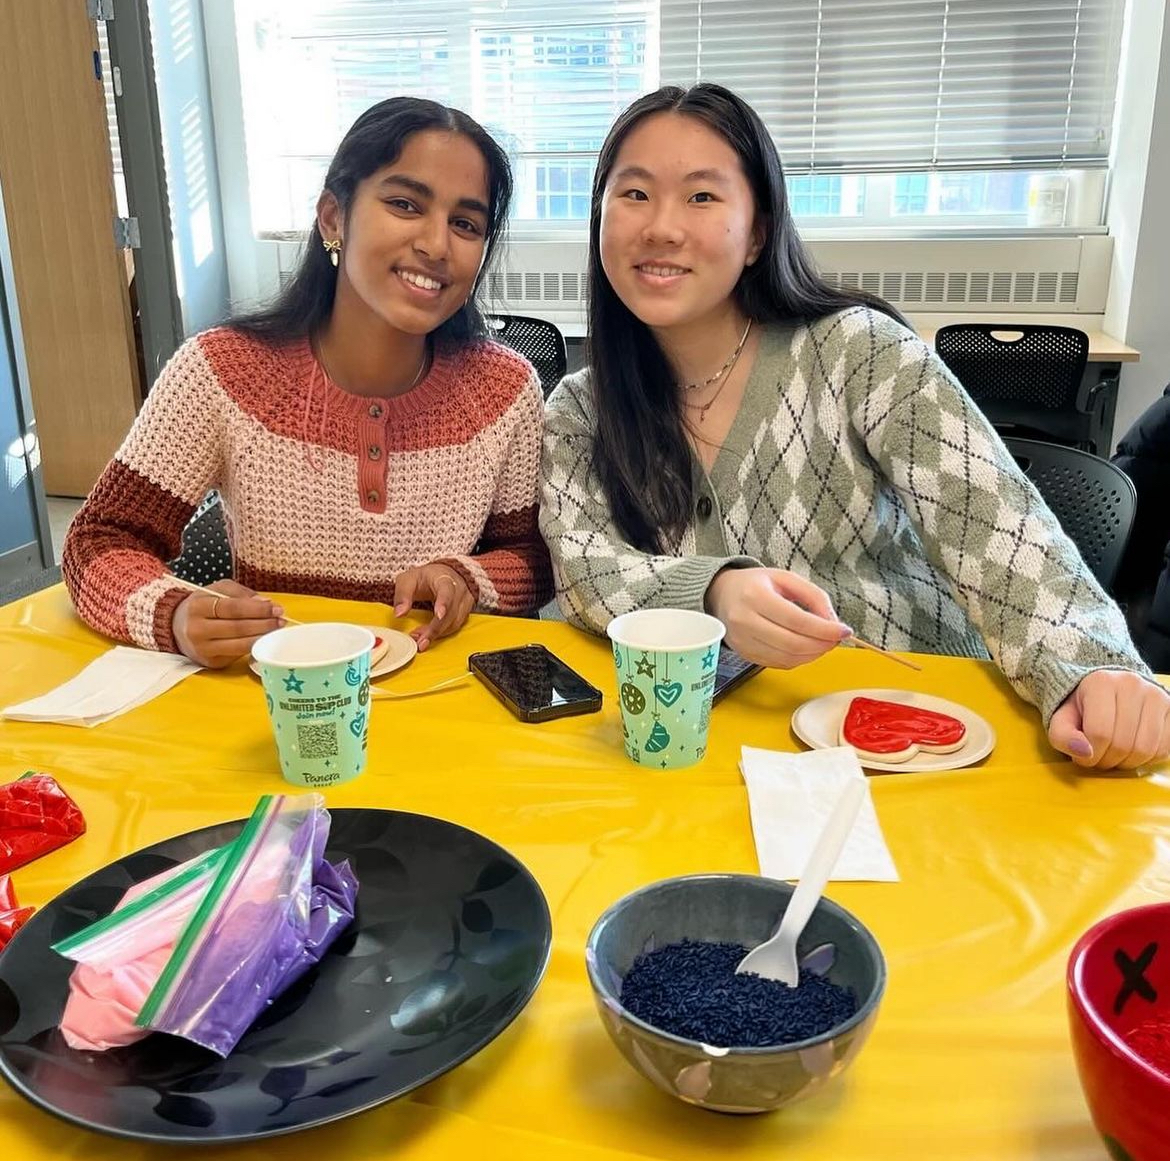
{"left": 1029, "top": 658, "right": 1160, "bottom": 726}
{"left": 562, "top": 553, "right": 761, "bottom": 635}
{"left": 152, "top": 586, "right": 190, "bottom": 654}
{"left": 691, "top": 556, "right": 761, "bottom": 614}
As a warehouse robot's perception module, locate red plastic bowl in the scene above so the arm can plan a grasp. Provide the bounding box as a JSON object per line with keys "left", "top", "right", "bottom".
{"left": 1067, "top": 901, "right": 1170, "bottom": 1161}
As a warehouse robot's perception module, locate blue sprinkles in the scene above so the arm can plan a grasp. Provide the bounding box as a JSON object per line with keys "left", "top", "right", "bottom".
{"left": 619, "top": 939, "right": 857, "bottom": 1048}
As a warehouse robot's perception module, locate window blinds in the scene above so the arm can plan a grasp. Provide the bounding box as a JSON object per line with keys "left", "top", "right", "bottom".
{"left": 234, "top": 0, "right": 1127, "bottom": 228}
{"left": 659, "top": 0, "right": 1125, "bottom": 172}
{"left": 240, "top": 0, "right": 655, "bottom": 159}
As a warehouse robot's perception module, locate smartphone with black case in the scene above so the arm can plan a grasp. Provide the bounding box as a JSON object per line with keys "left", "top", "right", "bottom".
{"left": 711, "top": 644, "right": 764, "bottom": 704}
{"left": 468, "top": 644, "right": 603, "bottom": 723}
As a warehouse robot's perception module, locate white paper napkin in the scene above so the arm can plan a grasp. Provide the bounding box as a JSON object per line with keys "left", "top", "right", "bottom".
{"left": 740, "top": 745, "right": 899, "bottom": 882}
{"left": 2, "top": 646, "right": 203, "bottom": 727}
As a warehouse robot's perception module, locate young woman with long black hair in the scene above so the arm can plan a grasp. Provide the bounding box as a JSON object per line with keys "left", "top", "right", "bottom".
{"left": 541, "top": 83, "right": 1169, "bottom": 771}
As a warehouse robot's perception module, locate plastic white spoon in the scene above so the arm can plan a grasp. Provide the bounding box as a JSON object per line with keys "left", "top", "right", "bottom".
{"left": 735, "top": 777, "right": 868, "bottom": 986}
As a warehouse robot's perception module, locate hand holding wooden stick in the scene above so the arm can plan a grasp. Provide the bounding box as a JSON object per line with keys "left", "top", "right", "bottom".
{"left": 166, "top": 576, "right": 303, "bottom": 624}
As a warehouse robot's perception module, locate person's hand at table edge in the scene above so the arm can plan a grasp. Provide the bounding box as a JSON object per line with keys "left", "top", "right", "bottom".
{"left": 393, "top": 563, "right": 475, "bottom": 653}
{"left": 172, "top": 579, "right": 285, "bottom": 668}
{"left": 1048, "top": 669, "right": 1170, "bottom": 770}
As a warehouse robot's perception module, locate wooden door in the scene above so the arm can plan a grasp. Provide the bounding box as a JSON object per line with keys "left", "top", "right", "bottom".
{"left": 0, "top": 3, "right": 142, "bottom": 497}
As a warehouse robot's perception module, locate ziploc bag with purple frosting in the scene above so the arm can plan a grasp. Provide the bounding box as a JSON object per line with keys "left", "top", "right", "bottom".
{"left": 54, "top": 793, "right": 357, "bottom": 1056}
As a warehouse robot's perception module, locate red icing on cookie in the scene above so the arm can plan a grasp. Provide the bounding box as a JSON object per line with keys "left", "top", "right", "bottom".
{"left": 842, "top": 696, "right": 966, "bottom": 755}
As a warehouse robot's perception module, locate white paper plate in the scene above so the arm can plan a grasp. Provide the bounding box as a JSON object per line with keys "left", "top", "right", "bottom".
{"left": 251, "top": 626, "right": 416, "bottom": 681}
{"left": 790, "top": 686, "right": 996, "bottom": 773}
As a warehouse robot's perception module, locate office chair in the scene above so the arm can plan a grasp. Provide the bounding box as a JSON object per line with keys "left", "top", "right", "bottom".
{"left": 487, "top": 314, "right": 568, "bottom": 398}
{"left": 169, "top": 492, "right": 233, "bottom": 586}
{"left": 936, "top": 323, "right": 1106, "bottom": 454}
{"left": 1002, "top": 437, "right": 1136, "bottom": 591}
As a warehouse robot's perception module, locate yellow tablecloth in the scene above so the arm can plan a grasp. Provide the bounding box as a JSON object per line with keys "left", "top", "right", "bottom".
{"left": 1, "top": 587, "right": 1167, "bottom": 1160}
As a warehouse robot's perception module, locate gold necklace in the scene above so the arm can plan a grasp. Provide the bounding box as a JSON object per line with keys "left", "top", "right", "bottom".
{"left": 681, "top": 320, "right": 752, "bottom": 423}
{"left": 315, "top": 339, "right": 429, "bottom": 395}
{"left": 677, "top": 318, "right": 753, "bottom": 392}
{"left": 402, "top": 343, "right": 431, "bottom": 391}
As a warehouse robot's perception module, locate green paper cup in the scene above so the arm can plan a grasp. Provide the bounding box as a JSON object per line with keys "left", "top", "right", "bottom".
{"left": 606, "top": 609, "right": 726, "bottom": 769}
{"left": 252, "top": 623, "right": 374, "bottom": 788}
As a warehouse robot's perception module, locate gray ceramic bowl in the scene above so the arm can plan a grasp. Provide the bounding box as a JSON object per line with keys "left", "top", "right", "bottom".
{"left": 585, "top": 873, "right": 885, "bottom": 1114}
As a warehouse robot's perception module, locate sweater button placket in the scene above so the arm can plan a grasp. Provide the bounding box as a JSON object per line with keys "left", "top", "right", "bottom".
{"left": 360, "top": 403, "right": 388, "bottom": 511}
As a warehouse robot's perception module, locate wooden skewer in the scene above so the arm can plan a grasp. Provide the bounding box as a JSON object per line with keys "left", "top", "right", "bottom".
{"left": 165, "top": 576, "right": 304, "bottom": 624}
{"left": 841, "top": 634, "right": 924, "bottom": 671}
{"left": 370, "top": 672, "right": 472, "bottom": 700}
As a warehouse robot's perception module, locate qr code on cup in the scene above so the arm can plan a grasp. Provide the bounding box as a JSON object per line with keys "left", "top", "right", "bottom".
{"left": 297, "top": 722, "right": 339, "bottom": 760}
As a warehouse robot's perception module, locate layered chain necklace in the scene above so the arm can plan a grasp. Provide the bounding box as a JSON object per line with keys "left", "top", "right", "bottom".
{"left": 680, "top": 318, "right": 753, "bottom": 423}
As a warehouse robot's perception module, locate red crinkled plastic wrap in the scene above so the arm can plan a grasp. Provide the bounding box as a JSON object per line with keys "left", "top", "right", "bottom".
{"left": 0, "top": 874, "right": 34, "bottom": 951}
{"left": 0, "top": 772, "right": 86, "bottom": 875}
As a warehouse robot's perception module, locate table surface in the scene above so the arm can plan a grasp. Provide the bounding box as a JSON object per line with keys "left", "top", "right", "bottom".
{"left": 2, "top": 587, "right": 1168, "bottom": 1161}
{"left": 911, "top": 324, "right": 1140, "bottom": 364}
{"left": 561, "top": 317, "right": 1141, "bottom": 363}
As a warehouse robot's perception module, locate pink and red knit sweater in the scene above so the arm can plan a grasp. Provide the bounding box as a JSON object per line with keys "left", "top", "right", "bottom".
{"left": 62, "top": 327, "right": 552, "bottom": 652}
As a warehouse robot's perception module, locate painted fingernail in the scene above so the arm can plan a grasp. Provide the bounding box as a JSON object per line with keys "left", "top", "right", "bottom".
{"left": 395, "top": 603, "right": 408, "bottom": 616}
{"left": 1068, "top": 737, "right": 1094, "bottom": 758}
{"left": 839, "top": 624, "right": 854, "bottom": 638}
{"left": 271, "top": 605, "right": 284, "bottom": 617}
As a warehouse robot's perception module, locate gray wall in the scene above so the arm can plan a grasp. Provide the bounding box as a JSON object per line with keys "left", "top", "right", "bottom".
{"left": 1106, "top": 1, "right": 1170, "bottom": 448}
{"left": 0, "top": 179, "right": 51, "bottom": 584}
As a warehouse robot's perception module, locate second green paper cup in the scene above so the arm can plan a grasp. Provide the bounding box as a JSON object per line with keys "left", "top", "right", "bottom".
{"left": 606, "top": 609, "right": 726, "bottom": 769}
{"left": 252, "top": 623, "right": 374, "bottom": 788}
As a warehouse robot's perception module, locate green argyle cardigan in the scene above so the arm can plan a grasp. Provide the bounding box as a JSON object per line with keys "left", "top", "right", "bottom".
{"left": 540, "top": 307, "right": 1149, "bottom": 722}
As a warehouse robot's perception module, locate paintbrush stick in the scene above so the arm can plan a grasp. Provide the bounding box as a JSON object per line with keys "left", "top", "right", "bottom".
{"left": 370, "top": 672, "right": 471, "bottom": 699}
{"left": 842, "top": 635, "right": 924, "bottom": 671}
{"left": 165, "top": 576, "right": 303, "bottom": 624}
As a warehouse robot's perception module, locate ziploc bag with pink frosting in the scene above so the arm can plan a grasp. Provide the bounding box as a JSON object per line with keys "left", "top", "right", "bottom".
{"left": 52, "top": 793, "right": 358, "bottom": 1056}
{"left": 54, "top": 843, "right": 233, "bottom": 1051}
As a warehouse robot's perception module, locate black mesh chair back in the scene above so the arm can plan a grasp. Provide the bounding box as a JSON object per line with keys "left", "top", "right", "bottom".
{"left": 487, "top": 314, "right": 568, "bottom": 398}
{"left": 936, "top": 324, "right": 1089, "bottom": 411}
{"left": 1003, "top": 437, "right": 1136, "bottom": 591}
{"left": 168, "top": 492, "right": 233, "bottom": 586}
{"left": 935, "top": 323, "right": 1100, "bottom": 451}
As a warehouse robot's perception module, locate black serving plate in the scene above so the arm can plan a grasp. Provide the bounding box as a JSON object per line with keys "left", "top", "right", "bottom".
{"left": 0, "top": 808, "right": 551, "bottom": 1143}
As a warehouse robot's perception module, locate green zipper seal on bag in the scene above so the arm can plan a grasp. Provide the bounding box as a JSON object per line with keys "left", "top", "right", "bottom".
{"left": 52, "top": 844, "right": 229, "bottom": 957}
{"left": 135, "top": 794, "right": 279, "bottom": 1028}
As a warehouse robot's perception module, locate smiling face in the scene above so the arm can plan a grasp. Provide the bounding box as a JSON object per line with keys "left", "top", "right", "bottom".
{"left": 320, "top": 129, "right": 491, "bottom": 337}
{"left": 599, "top": 111, "right": 763, "bottom": 338}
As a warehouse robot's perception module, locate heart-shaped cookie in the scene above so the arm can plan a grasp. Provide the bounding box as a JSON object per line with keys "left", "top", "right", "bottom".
{"left": 367, "top": 630, "right": 391, "bottom": 667}
{"left": 840, "top": 696, "right": 966, "bottom": 763}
